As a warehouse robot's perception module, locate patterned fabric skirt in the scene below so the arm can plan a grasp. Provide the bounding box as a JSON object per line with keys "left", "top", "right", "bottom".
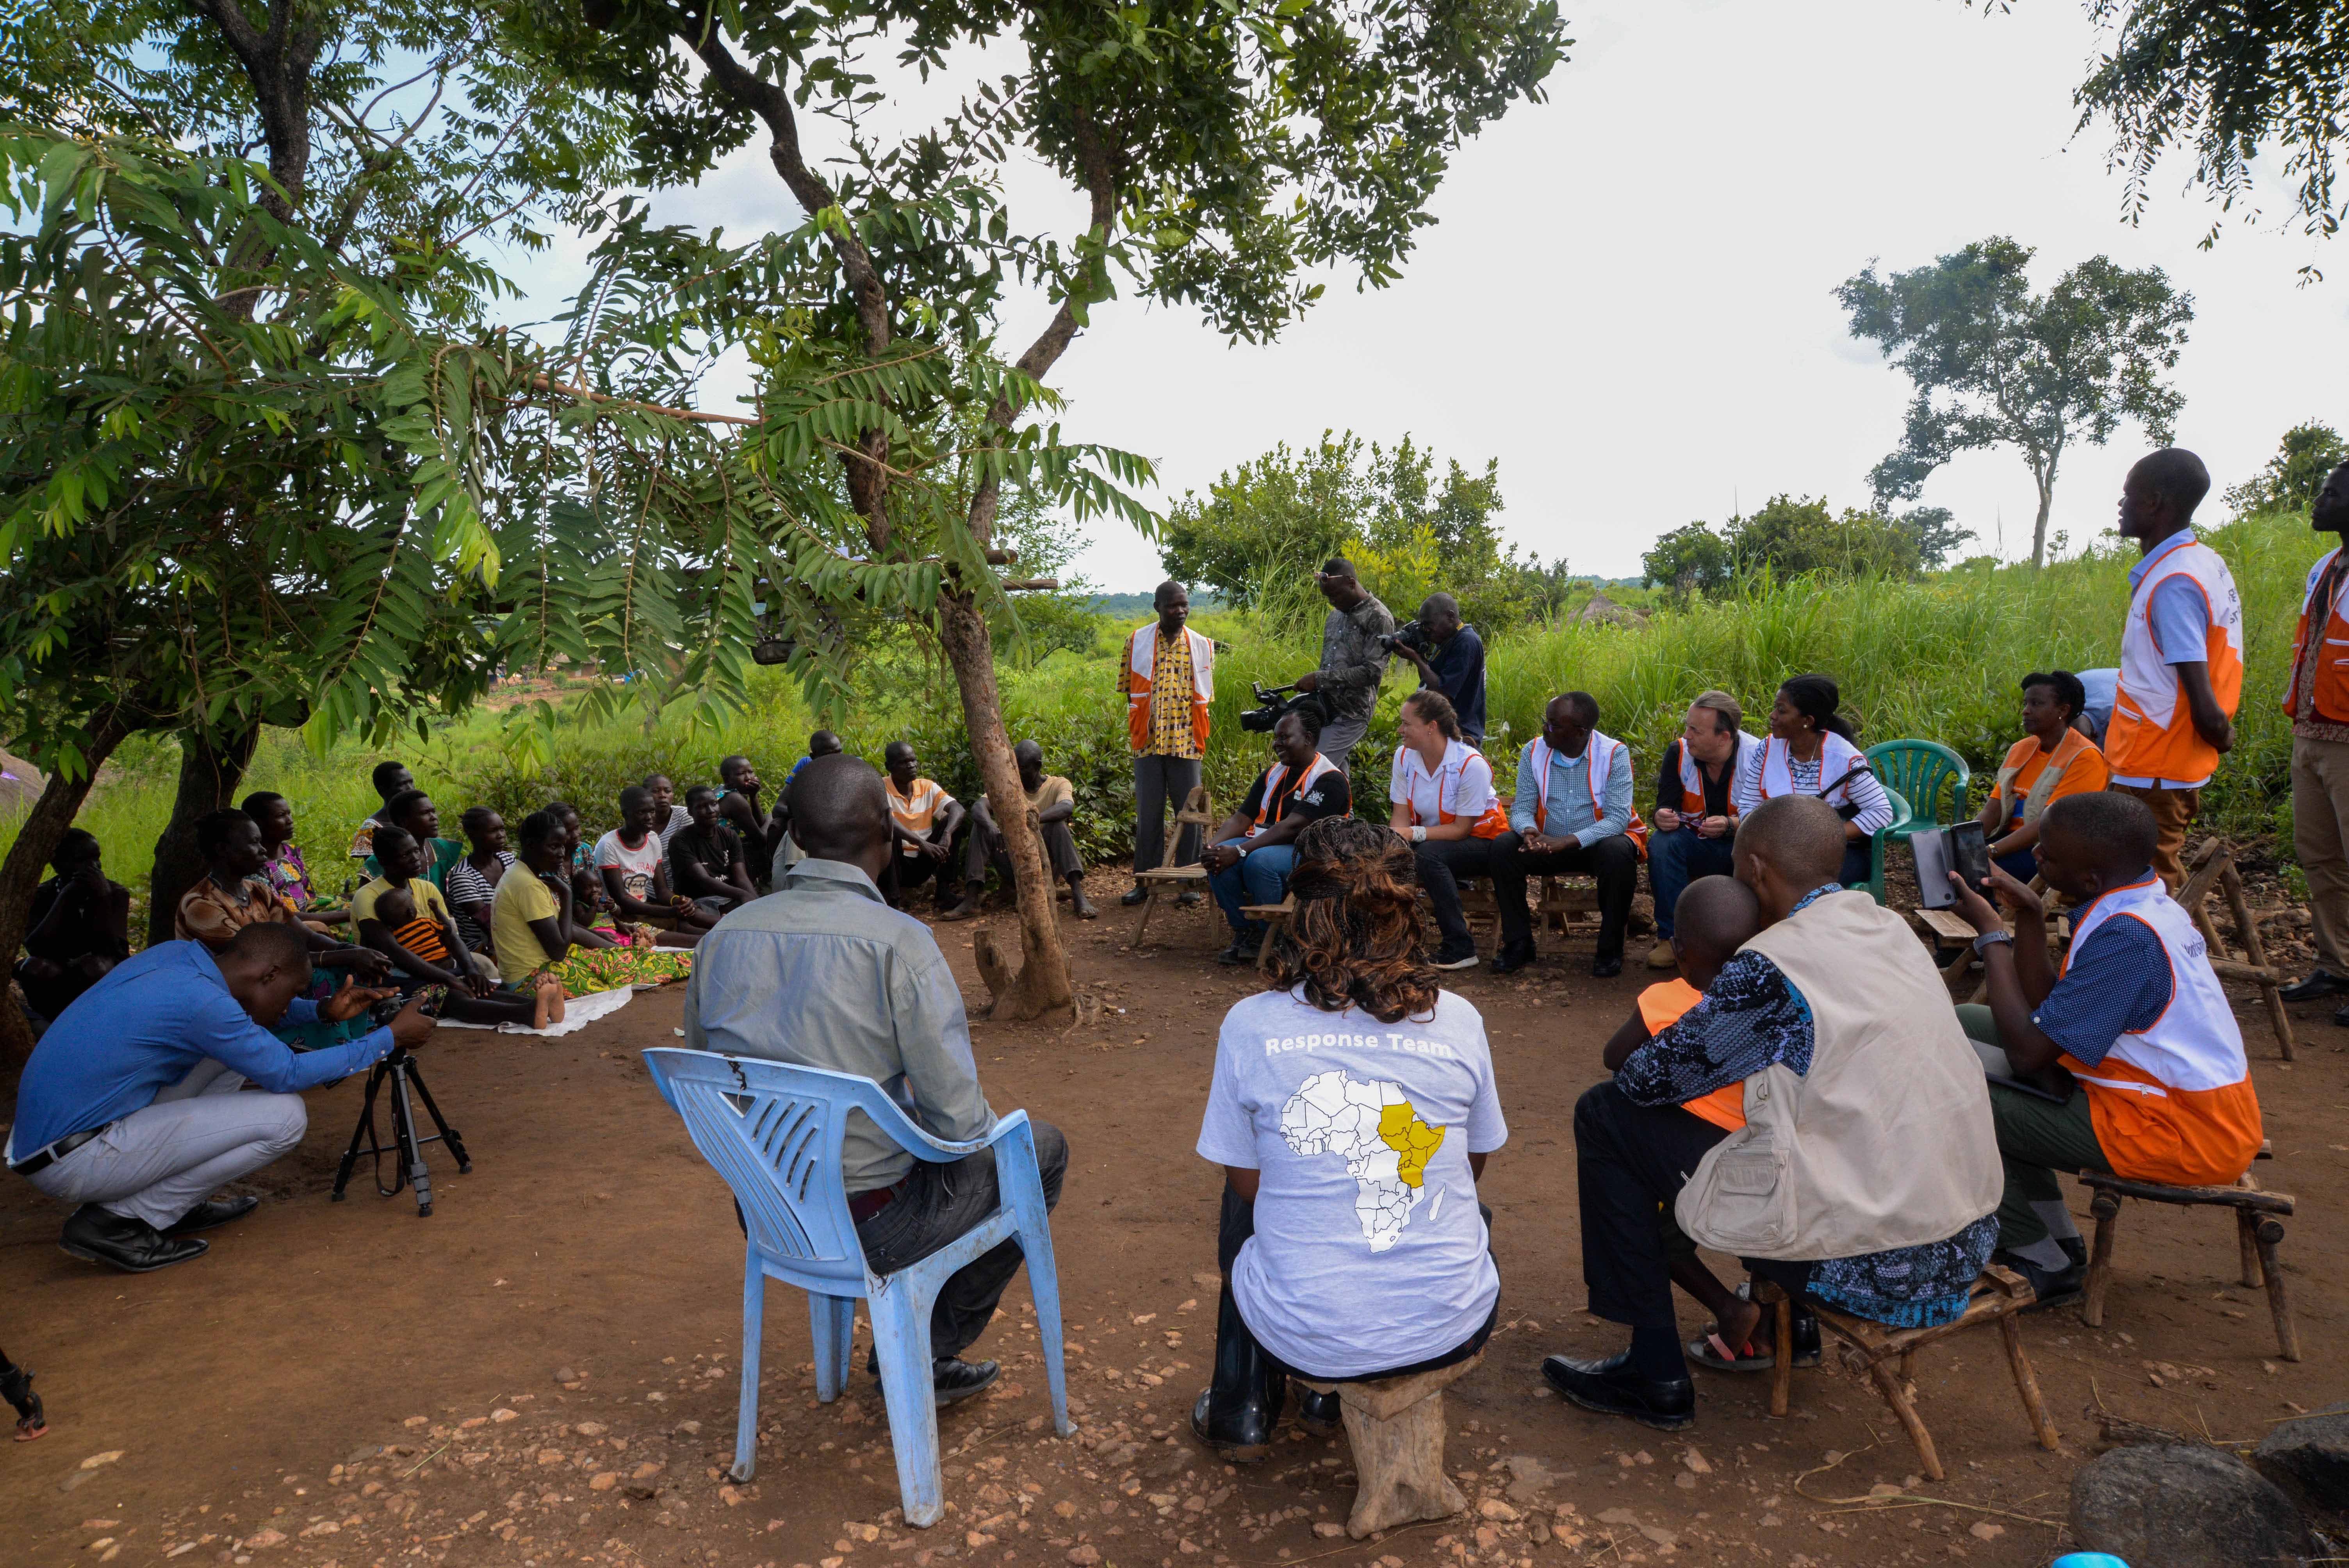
{"left": 518, "top": 930, "right": 692, "bottom": 998}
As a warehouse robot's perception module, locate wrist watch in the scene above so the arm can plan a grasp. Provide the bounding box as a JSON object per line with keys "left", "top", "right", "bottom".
{"left": 1972, "top": 929, "right": 2016, "bottom": 955}
{"left": 1409, "top": 826, "right": 1427, "bottom": 843}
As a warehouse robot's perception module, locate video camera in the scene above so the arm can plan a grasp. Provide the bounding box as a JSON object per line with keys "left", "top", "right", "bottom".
{"left": 1377, "top": 619, "right": 1426, "bottom": 655}
{"left": 1239, "top": 681, "right": 1333, "bottom": 735}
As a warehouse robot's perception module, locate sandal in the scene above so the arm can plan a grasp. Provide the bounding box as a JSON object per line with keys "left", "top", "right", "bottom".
{"left": 1686, "top": 1329, "right": 1774, "bottom": 1373}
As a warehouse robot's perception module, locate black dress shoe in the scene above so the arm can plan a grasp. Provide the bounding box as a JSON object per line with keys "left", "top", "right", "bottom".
{"left": 1541, "top": 1350, "right": 1695, "bottom": 1431}
{"left": 1120, "top": 886, "right": 1150, "bottom": 907}
{"left": 931, "top": 1357, "right": 1000, "bottom": 1406}
{"left": 59, "top": 1205, "right": 209, "bottom": 1274}
{"left": 2283, "top": 968, "right": 2349, "bottom": 1002}
{"left": 163, "top": 1195, "right": 260, "bottom": 1237}
{"left": 1591, "top": 954, "right": 1624, "bottom": 978}
{"left": 1294, "top": 1387, "right": 1343, "bottom": 1436}
{"left": 1990, "top": 1249, "right": 2084, "bottom": 1311}
{"left": 2331, "top": 1000, "right": 2349, "bottom": 1030}
{"left": 1490, "top": 939, "right": 1537, "bottom": 975}
{"left": 1217, "top": 940, "right": 1252, "bottom": 966}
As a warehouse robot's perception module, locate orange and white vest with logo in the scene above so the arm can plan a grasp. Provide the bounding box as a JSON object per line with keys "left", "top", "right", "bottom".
{"left": 2281, "top": 546, "right": 2349, "bottom": 725}
{"left": 1526, "top": 732, "right": 1650, "bottom": 857}
{"left": 2058, "top": 878, "right": 2262, "bottom": 1188}
{"left": 1753, "top": 732, "right": 1869, "bottom": 810}
{"left": 1246, "top": 753, "right": 1341, "bottom": 840}
{"left": 2108, "top": 536, "right": 2243, "bottom": 789}
{"left": 1122, "top": 623, "right": 1215, "bottom": 755}
{"left": 1393, "top": 738, "right": 1508, "bottom": 839}
{"left": 1666, "top": 731, "right": 1761, "bottom": 817}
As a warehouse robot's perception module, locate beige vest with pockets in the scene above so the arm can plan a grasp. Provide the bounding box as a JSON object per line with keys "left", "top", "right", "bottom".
{"left": 1674, "top": 889, "right": 2003, "bottom": 1260}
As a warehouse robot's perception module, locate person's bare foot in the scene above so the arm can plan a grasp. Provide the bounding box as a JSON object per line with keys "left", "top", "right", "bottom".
{"left": 1713, "top": 1292, "right": 1763, "bottom": 1355}
{"left": 1070, "top": 885, "right": 1098, "bottom": 919}
{"left": 534, "top": 978, "right": 567, "bottom": 1028}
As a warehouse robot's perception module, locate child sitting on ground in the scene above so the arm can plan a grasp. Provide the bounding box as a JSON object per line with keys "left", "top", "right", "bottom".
{"left": 360, "top": 829, "right": 563, "bottom": 1030}
{"left": 1598, "top": 876, "right": 1813, "bottom": 1372}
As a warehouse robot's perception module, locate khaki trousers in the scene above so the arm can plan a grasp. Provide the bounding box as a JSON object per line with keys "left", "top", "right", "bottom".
{"left": 2114, "top": 782, "right": 2199, "bottom": 892}
{"left": 2293, "top": 734, "right": 2349, "bottom": 975}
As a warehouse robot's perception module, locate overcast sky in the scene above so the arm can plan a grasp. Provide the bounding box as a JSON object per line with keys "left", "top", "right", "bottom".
{"left": 528, "top": 0, "right": 2349, "bottom": 591}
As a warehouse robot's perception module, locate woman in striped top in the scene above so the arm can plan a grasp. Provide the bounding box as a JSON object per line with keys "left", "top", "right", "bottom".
{"left": 446, "top": 807, "right": 517, "bottom": 961}
{"left": 1732, "top": 674, "right": 1893, "bottom": 889}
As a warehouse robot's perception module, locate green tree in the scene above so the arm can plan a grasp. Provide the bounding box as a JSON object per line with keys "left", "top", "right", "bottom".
{"left": 1158, "top": 436, "right": 1367, "bottom": 612}
{"left": 1641, "top": 521, "right": 1734, "bottom": 600}
{"left": 536, "top": 0, "right": 1567, "bottom": 1019}
{"left": 1838, "top": 235, "right": 2193, "bottom": 568}
{"left": 1641, "top": 497, "right": 1937, "bottom": 598}
{"left": 2226, "top": 422, "right": 2348, "bottom": 517}
{"left": 1972, "top": 2, "right": 2349, "bottom": 260}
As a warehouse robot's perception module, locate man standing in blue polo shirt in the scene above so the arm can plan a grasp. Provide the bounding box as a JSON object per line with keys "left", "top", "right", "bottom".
{"left": 1392, "top": 593, "right": 1487, "bottom": 745}
{"left": 6, "top": 923, "right": 432, "bottom": 1273}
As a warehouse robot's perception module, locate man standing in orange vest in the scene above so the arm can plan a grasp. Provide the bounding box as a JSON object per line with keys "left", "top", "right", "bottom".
{"left": 2105, "top": 448, "right": 2242, "bottom": 890}
{"left": 1118, "top": 581, "right": 1216, "bottom": 907}
{"left": 2280, "top": 461, "right": 2349, "bottom": 1017}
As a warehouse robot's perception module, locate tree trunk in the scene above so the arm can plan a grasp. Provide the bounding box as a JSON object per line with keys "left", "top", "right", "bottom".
{"left": 0, "top": 711, "right": 131, "bottom": 1085}
{"left": 145, "top": 724, "right": 262, "bottom": 949}
{"left": 936, "top": 589, "right": 1074, "bottom": 1023}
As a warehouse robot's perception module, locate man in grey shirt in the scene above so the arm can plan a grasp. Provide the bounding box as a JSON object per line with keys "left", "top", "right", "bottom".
{"left": 1290, "top": 557, "right": 1395, "bottom": 777}
{"left": 683, "top": 754, "right": 1069, "bottom": 1405}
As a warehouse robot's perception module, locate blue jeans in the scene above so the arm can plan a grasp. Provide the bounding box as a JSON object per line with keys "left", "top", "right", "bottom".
{"left": 1646, "top": 826, "right": 1737, "bottom": 941}
{"left": 1994, "top": 845, "right": 2038, "bottom": 884}
{"left": 1208, "top": 843, "right": 1296, "bottom": 940}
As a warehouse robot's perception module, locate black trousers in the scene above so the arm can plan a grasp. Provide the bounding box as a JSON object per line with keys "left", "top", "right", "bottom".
{"left": 1214, "top": 1182, "right": 1497, "bottom": 1383}
{"left": 1576, "top": 1080, "right": 1731, "bottom": 1332}
{"left": 1411, "top": 836, "right": 1515, "bottom": 958}
{"left": 965, "top": 821, "right": 1084, "bottom": 890}
{"left": 880, "top": 831, "right": 966, "bottom": 911}
{"left": 1488, "top": 831, "right": 1640, "bottom": 960}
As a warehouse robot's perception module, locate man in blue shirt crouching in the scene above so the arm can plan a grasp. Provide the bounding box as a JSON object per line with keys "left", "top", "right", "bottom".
{"left": 6, "top": 921, "right": 434, "bottom": 1272}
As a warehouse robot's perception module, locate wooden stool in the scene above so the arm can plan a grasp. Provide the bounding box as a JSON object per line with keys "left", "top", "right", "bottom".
{"left": 2176, "top": 839, "right": 2295, "bottom": 1061}
{"left": 1452, "top": 877, "right": 1602, "bottom": 957}
{"left": 1242, "top": 894, "right": 1295, "bottom": 973}
{"left": 1130, "top": 786, "right": 1215, "bottom": 949}
{"left": 2080, "top": 1170, "right": 2301, "bottom": 1361}
{"left": 1292, "top": 1352, "right": 1482, "bottom": 1539}
{"left": 1752, "top": 1267, "right": 2058, "bottom": 1481}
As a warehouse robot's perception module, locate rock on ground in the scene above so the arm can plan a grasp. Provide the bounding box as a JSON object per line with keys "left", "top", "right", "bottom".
{"left": 2071, "top": 1443, "right": 2313, "bottom": 1568}
{"left": 2256, "top": 1408, "right": 2349, "bottom": 1515}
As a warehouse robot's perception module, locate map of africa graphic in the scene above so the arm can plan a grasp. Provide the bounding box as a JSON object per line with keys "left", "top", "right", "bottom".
{"left": 1278, "top": 1069, "right": 1448, "bottom": 1253}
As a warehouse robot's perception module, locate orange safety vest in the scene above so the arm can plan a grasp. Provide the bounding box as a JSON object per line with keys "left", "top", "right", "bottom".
{"left": 1395, "top": 738, "right": 1509, "bottom": 839}
{"left": 1248, "top": 753, "right": 1340, "bottom": 839}
{"left": 1666, "top": 732, "right": 1760, "bottom": 817}
{"left": 2281, "top": 546, "right": 2349, "bottom": 725}
{"left": 2107, "top": 535, "right": 2244, "bottom": 788}
{"left": 1123, "top": 623, "right": 1215, "bottom": 755}
{"left": 2056, "top": 878, "right": 2262, "bottom": 1187}
{"left": 1527, "top": 733, "right": 1649, "bottom": 857}
{"left": 1639, "top": 979, "right": 1745, "bottom": 1132}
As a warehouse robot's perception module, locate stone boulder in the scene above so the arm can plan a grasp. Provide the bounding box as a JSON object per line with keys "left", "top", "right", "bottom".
{"left": 2256, "top": 1408, "right": 2349, "bottom": 1515}
{"left": 0, "top": 749, "right": 43, "bottom": 816}
{"left": 2070, "top": 1443, "right": 2312, "bottom": 1568}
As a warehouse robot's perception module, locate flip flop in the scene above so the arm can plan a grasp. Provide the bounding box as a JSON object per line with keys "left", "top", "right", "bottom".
{"left": 1686, "top": 1330, "right": 1775, "bottom": 1373}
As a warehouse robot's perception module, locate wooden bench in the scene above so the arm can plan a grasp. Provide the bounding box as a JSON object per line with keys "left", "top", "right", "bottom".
{"left": 1291, "top": 1352, "right": 1483, "bottom": 1538}
{"left": 1753, "top": 1265, "right": 2058, "bottom": 1481}
{"left": 2080, "top": 1170, "right": 2300, "bottom": 1361}
{"left": 2175, "top": 839, "right": 2295, "bottom": 1061}
{"left": 1240, "top": 894, "right": 1295, "bottom": 973}
{"left": 1451, "top": 877, "right": 1602, "bottom": 956}
{"left": 1128, "top": 785, "right": 1215, "bottom": 950}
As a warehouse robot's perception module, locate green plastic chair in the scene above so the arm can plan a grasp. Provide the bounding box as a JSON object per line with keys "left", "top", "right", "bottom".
{"left": 1849, "top": 785, "right": 1912, "bottom": 905}
{"left": 1864, "top": 740, "right": 1970, "bottom": 843}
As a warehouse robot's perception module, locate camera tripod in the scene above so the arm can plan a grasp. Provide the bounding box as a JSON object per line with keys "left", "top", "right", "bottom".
{"left": 330, "top": 1046, "right": 470, "bottom": 1217}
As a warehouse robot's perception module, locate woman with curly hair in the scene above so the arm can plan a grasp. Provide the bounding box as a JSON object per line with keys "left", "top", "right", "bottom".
{"left": 1190, "top": 814, "right": 1508, "bottom": 1461}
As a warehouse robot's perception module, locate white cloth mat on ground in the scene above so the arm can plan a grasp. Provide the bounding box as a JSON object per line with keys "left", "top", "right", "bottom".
{"left": 437, "top": 985, "right": 634, "bottom": 1036}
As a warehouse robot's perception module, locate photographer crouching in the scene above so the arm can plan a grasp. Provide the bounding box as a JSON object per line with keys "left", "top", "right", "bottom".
{"left": 5, "top": 922, "right": 437, "bottom": 1272}
{"left": 1388, "top": 593, "right": 1486, "bottom": 746}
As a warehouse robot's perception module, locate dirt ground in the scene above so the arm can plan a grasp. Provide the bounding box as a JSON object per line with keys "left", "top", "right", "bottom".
{"left": 4, "top": 870, "right": 2343, "bottom": 1568}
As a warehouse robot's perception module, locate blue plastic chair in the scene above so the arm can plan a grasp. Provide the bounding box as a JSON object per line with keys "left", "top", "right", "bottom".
{"left": 642, "top": 1048, "right": 1071, "bottom": 1528}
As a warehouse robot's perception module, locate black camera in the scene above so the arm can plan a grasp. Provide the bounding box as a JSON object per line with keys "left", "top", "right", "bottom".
{"left": 1239, "top": 681, "right": 1333, "bottom": 734}
{"left": 1378, "top": 620, "right": 1426, "bottom": 654}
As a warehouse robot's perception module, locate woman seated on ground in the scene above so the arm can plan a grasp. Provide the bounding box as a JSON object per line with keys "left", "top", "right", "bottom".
{"left": 354, "top": 826, "right": 560, "bottom": 1028}
{"left": 1190, "top": 814, "right": 1507, "bottom": 1461}
{"left": 494, "top": 810, "right": 692, "bottom": 999}
{"left": 1975, "top": 670, "right": 2109, "bottom": 884}
{"left": 244, "top": 790, "right": 347, "bottom": 927}
{"left": 1732, "top": 673, "right": 1893, "bottom": 889}
{"left": 444, "top": 806, "right": 515, "bottom": 968}
{"left": 13, "top": 828, "right": 132, "bottom": 1026}
{"left": 668, "top": 785, "right": 759, "bottom": 913}
{"left": 176, "top": 807, "right": 391, "bottom": 1049}
{"left": 1387, "top": 688, "right": 1511, "bottom": 971}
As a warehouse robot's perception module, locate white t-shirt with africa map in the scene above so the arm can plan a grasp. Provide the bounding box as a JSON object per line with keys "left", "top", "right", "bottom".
{"left": 1197, "top": 985, "right": 1506, "bottom": 1378}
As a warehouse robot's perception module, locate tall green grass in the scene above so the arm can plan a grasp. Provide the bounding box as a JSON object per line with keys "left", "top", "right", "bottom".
{"left": 4, "top": 510, "right": 2319, "bottom": 922}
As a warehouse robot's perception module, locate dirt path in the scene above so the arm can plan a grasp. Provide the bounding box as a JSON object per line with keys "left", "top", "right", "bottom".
{"left": 4, "top": 879, "right": 2342, "bottom": 1568}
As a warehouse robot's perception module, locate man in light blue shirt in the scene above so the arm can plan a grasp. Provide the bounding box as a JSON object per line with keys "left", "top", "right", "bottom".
{"left": 8, "top": 923, "right": 427, "bottom": 1273}
{"left": 1489, "top": 691, "right": 1641, "bottom": 978}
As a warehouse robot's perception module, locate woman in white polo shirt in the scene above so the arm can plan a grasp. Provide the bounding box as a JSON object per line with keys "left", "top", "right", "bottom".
{"left": 1387, "top": 690, "right": 1509, "bottom": 969}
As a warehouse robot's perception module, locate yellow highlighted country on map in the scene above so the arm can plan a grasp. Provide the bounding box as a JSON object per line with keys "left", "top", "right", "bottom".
{"left": 1376, "top": 1102, "right": 1447, "bottom": 1187}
